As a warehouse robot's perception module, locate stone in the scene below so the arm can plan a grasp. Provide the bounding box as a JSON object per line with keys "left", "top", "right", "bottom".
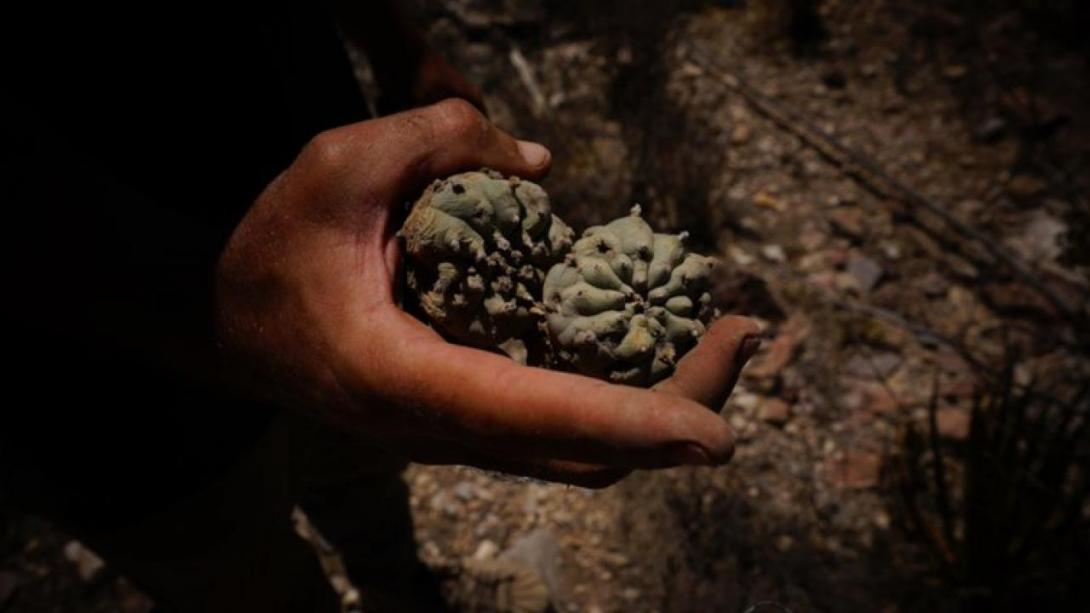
{"left": 758, "top": 398, "right": 791, "bottom": 425}
{"left": 473, "top": 540, "right": 500, "bottom": 560}
{"left": 1006, "top": 174, "right": 1046, "bottom": 202}
{"left": 828, "top": 207, "right": 865, "bottom": 239}
{"left": 730, "top": 123, "right": 752, "bottom": 145}
{"left": 916, "top": 271, "right": 949, "bottom": 297}
{"left": 430, "top": 491, "right": 459, "bottom": 516}
{"left": 935, "top": 408, "right": 971, "bottom": 441}
{"left": 942, "top": 65, "right": 968, "bottom": 80}
{"left": 744, "top": 314, "right": 811, "bottom": 380}
{"left": 500, "top": 529, "right": 565, "bottom": 603}
{"left": 843, "top": 351, "right": 903, "bottom": 379}
{"left": 760, "top": 244, "right": 787, "bottom": 262}
{"left": 753, "top": 191, "right": 784, "bottom": 211}
{"left": 850, "top": 380, "right": 901, "bottom": 414}
{"left": 845, "top": 254, "right": 883, "bottom": 292}
{"left": 63, "top": 541, "right": 105, "bottom": 582}
{"left": 454, "top": 481, "right": 477, "bottom": 501}
{"left": 1004, "top": 211, "right": 1065, "bottom": 263}
{"left": 825, "top": 451, "right": 883, "bottom": 489}
{"left": 973, "top": 116, "right": 1007, "bottom": 143}
{"left": 727, "top": 245, "right": 756, "bottom": 267}
{"left": 798, "top": 224, "right": 828, "bottom": 251}
{"left": 731, "top": 391, "right": 761, "bottom": 412}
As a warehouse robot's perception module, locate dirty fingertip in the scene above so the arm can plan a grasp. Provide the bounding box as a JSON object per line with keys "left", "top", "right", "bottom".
{"left": 516, "top": 140, "right": 550, "bottom": 168}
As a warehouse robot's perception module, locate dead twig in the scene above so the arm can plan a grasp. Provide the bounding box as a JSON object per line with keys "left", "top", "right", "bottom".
{"left": 508, "top": 45, "right": 550, "bottom": 118}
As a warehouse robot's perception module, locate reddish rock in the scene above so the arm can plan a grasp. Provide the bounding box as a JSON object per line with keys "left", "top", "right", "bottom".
{"left": 758, "top": 398, "right": 791, "bottom": 425}
{"left": 858, "top": 381, "right": 901, "bottom": 414}
{"left": 730, "top": 123, "right": 752, "bottom": 145}
{"left": 744, "top": 314, "right": 811, "bottom": 380}
{"left": 845, "top": 254, "right": 884, "bottom": 292}
{"left": 828, "top": 207, "right": 865, "bottom": 239}
{"left": 935, "top": 408, "right": 971, "bottom": 441}
{"left": 805, "top": 271, "right": 839, "bottom": 292}
{"left": 1006, "top": 174, "right": 1046, "bottom": 202}
{"left": 981, "top": 282, "right": 1058, "bottom": 318}
{"left": 825, "top": 451, "right": 884, "bottom": 489}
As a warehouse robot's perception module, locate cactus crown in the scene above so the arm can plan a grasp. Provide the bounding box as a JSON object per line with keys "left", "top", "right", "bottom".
{"left": 399, "top": 169, "right": 573, "bottom": 352}
{"left": 400, "top": 171, "right": 716, "bottom": 386}
{"left": 541, "top": 205, "right": 715, "bottom": 385}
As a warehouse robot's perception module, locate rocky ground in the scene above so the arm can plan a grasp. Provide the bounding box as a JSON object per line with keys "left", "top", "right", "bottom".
{"left": 3, "top": 1, "right": 1087, "bottom": 612}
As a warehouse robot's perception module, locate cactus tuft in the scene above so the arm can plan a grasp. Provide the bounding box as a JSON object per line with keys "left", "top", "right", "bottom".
{"left": 399, "top": 169, "right": 573, "bottom": 356}
{"left": 541, "top": 207, "right": 715, "bottom": 385}
{"left": 400, "top": 170, "right": 717, "bottom": 385}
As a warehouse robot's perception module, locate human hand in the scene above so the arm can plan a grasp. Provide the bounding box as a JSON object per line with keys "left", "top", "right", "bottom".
{"left": 216, "top": 99, "right": 761, "bottom": 487}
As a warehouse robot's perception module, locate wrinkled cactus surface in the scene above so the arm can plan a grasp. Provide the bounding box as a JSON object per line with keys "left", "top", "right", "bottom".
{"left": 541, "top": 206, "right": 715, "bottom": 385}
{"left": 399, "top": 169, "right": 573, "bottom": 352}
{"left": 400, "top": 170, "right": 717, "bottom": 386}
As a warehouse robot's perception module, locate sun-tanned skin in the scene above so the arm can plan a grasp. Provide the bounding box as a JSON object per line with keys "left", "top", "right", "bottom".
{"left": 216, "top": 98, "right": 762, "bottom": 488}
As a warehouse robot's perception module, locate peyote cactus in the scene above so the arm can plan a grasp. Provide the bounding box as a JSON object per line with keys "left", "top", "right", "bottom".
{"left": 540, "top": 206, "right": 715, "bottom": 385}
{"left": 399, "top": 169, "right": 574, "bottom": 357}
{"left": 399, "top": 171, "right": 717, "bottom": 386}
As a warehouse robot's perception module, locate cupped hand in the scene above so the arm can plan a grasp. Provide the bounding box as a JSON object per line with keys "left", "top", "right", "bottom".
{"left": 216, "top": 99, "right": 760, "bottom": 487}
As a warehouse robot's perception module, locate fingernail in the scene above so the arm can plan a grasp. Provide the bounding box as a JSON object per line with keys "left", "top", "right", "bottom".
{"left": 516, "top": 140, "right": 550, "bottom": 167}
{"left": 665, "top": 442, "right": 715, "bottom": 466}
{"left": 740, "top": 335, "right": 763, "bottom": 363}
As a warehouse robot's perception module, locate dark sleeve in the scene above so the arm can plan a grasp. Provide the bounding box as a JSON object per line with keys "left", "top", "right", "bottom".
{"left": 8, "top": 99, "right": 222, "bottom": 376}
{"left": 1, "top": 95, "right": 276, "bottom": 529}
{"left": 1, "top": 6, "right": 366, "bottom": 530}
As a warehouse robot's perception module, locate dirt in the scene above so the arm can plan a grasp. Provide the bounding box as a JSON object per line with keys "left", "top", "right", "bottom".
{"left": 3, "top": 1, "right": 1087, "bottom": 612}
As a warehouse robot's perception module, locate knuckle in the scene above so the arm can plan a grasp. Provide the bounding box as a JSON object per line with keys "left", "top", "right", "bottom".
{"left": 429, "top": 98, "right": 488, "bottom": 142}
{"left": 302, "top": 128, "right": 351, "bottom": 171}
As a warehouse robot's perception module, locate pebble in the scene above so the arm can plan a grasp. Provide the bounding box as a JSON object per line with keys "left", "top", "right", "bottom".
{"left": 473, "top": 540, "right": 499, "bottom": 560}
{"left": 972, "top": 116, "right": 1007, "bottom": 142}
{"left": 730, "top": 123, "right": 752, "bottom": 145}
{"left": 732, "top": 391, "right": 761, "bottom": 412}
{"left": 753, "top": 191, "right": 785, "bottom": 211}
{"left": 828, "top": 207, "right": 865, "bottom": 239}
{"left": 62, "top": 541, "right": 104, "bottom": 582}
{"left": 431, "top": 491, "right": 459, "bottom": 516}
{"left": 760, "top": 244, "right": 787, "bottom": 263}
{"left": 727, "top": 245, "right": 756, "bottom": 267}
{"left": 825, "top": 451, "right": 884, "bottom": 489}
{"left": 935, "top": 408, "right": 971, "bottom": 441}
{"left": 843, "top": 352, "right": 903, "bottom": 379}
{"left": 775, "top": 534, "right": 795, "bottom": 552}
{"left": 758, "top": 398, "right": 791, "bottom": 426}
{"left": 942, "top": 64, "right": 968, "bottom": 80}
{"left": 1006, "top": 174, "right": 1046, "bottom": 202}
{"left": 845, "top": 254, "right": 884, "bottom": 292}
{"left": 454, "top": 481, "right": 477, "bottom": 501}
